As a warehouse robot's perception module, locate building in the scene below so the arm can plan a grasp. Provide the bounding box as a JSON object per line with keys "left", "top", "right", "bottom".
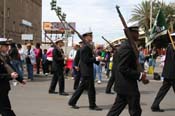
{"left": 0, "top": 0, "right": 42, "bottom": 44}
{"left": 105, "top": 31, "right": 146, "bottom": 49}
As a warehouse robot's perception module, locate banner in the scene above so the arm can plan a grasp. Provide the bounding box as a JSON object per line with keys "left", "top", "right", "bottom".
{"left": 146, "top": 9, "right": 167, "bottom": 46}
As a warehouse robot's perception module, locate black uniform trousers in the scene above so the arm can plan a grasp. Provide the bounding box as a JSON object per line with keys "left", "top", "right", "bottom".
{"left": 49, "top": 71, "right": 65, "bottom": 93}
{"left": 0, "top": 91, "right": 16, "bottom": 116}
{"left": 151, "top": 79, "right": 175, "bottom": 108}
{"left": 106, "top": 75, "right": 115, "bottom": 93}
{"left": 107, "top": 93, "right": 142, "bottom": 116}
{"left": 73, "top": 71, "right": 81, "bottom": 90}
{"left": 69, "top": 76, "right": 96, "bottom": 107}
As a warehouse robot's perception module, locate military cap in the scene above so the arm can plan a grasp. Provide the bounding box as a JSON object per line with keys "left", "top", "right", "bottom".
{"left": 128, "top": 23, "right": 139, "bottom": 32}
{"left": 0, "top": 38, "right": 12, "bottom": 45}
{"left": 54, "top": 38, "right": 63, "bottom": 43}
{"left": 82, "top": 32, "right": 93, "bottom": 37}
{"left": 171, "top": 33, "right": 175, "bottom": 37}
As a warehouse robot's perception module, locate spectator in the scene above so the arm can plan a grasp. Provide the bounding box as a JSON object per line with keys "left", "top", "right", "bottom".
{"left": 17, "top": 43, "right": 26, "bottom": 76}
{"left": 46, "top": 45, "right": 54, "bottom": 74}
{"left": 9, "top": 43, "right": 23, "bottom": 80}
{"left": 138, "top": 46, "right": 145, "bottom": 70}
{"left": 34, "top": 43, "right": 42, "bottom": 74}
{"left": 25, "top": 43, "right": 36, "bottom": 81}
{"left": 94, "top": 46, "right": 103, "bottom": 84}
{"left": 67, "top": 44, "right": 78, "bottom": 77}
{"left": 42, "top": 49, "right": 47, "bottom": 75}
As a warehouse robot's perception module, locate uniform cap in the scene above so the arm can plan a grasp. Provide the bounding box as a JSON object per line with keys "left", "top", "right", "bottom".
{"left": 128, "top": 23, "right": 139, "bottom": 32}
{"left": 0, "top": 38, "right": 12, "bottom": 45}
{"left": 54, "top": 38, "right": 63, "bottom": 43}
{"left": 171, "top": 33, "right": 175, "bottom": 37}
{"left": 82, "top": 32, "right": 93, "bottom": 37}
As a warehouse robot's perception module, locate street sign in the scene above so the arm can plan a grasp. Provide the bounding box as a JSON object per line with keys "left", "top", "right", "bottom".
{"left": 21, "top": 34, "right": 33, "bottom": 40}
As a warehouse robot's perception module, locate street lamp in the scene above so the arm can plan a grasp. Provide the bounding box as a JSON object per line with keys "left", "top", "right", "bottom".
{"left": 56, "top": 7, "right": 62, "bottom": 16}
{"left": 50, "top": 0, "right": 57, "bottom": 10}
{"left": 62, "top": 13, "right": 66, "bottom": 21}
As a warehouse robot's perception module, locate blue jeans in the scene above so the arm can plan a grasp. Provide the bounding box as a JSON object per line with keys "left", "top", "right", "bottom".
{"left": 149, "top": 58, "right": 156, "bottom": 68}
{"left": 93, "top": 64, "right": 102, "bottom": 81}
{"left": 10, "top": 60, "right": 23, "bottom": 79}
{"left": 26, "top": 63, "right": 33, "bottom": 80}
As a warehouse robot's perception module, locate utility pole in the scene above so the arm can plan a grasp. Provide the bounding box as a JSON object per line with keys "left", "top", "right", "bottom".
{"left": 148, "top": 0, "right": 153, "bottom": 50}
{"left": 3, "top": 0, "right": 6, "bottom": 38}
{"left": 150, "top": 0, "right": 153, "bottom": 30}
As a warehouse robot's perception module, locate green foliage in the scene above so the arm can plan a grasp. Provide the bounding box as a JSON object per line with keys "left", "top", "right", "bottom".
{"left": 129, "top": 1, "right": 175, "bottom": 33}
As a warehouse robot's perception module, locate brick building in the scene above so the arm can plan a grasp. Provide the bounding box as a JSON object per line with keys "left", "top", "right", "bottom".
{"left": 0, "top": 0, "right": 42, "bottom": 44}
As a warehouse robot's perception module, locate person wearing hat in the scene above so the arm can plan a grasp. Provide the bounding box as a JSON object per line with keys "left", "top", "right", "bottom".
{"left": 0, "top": 38, "right": 26, "bottom": 116}
{"left": 48, "top": 38, "right": 69, "bottom": 96}
{"left": 107, "top": 26, "right": 147, "bottom": 116}
{"left": 68, "top": 32, "right": 102, "bottom": 111}
{"left": 25, "top": 43, "right": 36, "bottom": 81}
{"left": 151, "top": 34, "right": 175, "bottom": 112}
{"left": 105, "top": 45, "right": 121, "bottom": 94}
{"left": 73, "top": 41, "right": 84, "bottom": 90}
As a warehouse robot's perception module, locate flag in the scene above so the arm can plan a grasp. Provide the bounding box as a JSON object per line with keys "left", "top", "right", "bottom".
{"left": 146, "top": 8, "right": 167, "bottom": 46}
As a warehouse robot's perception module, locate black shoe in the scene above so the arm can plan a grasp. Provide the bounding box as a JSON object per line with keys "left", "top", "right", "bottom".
{"left": 48, "top": 91, "right": 58, "bottom": 94}
{"left": 69, "top": 104, "right": 80, "bottom": 109}
{"left": 106, "top": 91, "right": 115, "bottom": 94}
{"left": 59, "top": 92, "right": 69, "bottom": 96}
{"left": 151, "top": 108, "right": 164, "bottom": 112}
{"left": 89, "top": 106, "right": 102, "bottom": 111}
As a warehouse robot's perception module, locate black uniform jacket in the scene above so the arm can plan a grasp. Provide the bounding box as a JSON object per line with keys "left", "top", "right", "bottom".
{"left": 80, "top": 45, "right": 99, "bottom": 77}
{"left": 113, "top": 40, "right": 140, "bottom": 95}
{"left": 52, "top": 47, "right": 65, "bottom": 73}
{"left": 162, "top": 44, "right": 175, "bottom": 80}
{"left": 74, "top": 49, "right": 80, "bottom": 67}
{"left": 0, "top": 54, "right": 22, "bottom": 92}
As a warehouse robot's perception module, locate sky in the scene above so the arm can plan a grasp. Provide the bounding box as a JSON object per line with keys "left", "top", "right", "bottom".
{"left": 42, "top": 0, "right": 174, "bottom": 44}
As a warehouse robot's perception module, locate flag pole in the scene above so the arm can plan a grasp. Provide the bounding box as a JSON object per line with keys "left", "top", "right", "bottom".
{"left": 149, "top": 0, "right": 153, "bottom": 50}
{"left": 167, "top": 30, "right": 175, "bottom": 50}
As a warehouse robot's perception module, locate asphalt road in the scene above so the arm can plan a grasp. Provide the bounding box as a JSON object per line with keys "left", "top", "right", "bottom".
{"left": 9, "top": 75, "right": 175, "bottom": 116}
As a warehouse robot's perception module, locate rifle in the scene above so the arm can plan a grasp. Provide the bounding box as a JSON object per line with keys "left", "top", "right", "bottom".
{"left": 58, "top": 14, "right": 98, "bottom": 54}
{"left": 115, "top": 5, "right": 149, "bottom": 84}
{"left": 59, "top": 15, "right": 86, "bottom": 44}
{"left": 101, "top": 36, "right": 116, "bottom": 51}
{"left": 44, "top": 33, "right": 64, "bottom": 57}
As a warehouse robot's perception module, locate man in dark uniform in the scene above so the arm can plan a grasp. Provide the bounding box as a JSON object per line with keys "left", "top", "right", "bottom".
{"left": 48, "top": 38, "right": 69, "bottom": 96}
{"left": 106, "top": 45, "right": 120, "bottom": 94}
{"left": 68, "top": 32, "right": 102, "bottom": 111}
{"left": 73, "top": 41, "right": 83, "bottom": 90}
{"left": 107, "top": 26, "right": 147, "bottom": 116}
{"left": 151, "top": 36, "right": 175, "bottom": 112}
{"left": 0, "top": 38, "right": 26, "bottom": 116}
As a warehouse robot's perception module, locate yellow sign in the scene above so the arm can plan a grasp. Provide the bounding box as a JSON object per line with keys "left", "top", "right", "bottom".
{"left": 43, "top": 22, "right": 52, "bottom": 30}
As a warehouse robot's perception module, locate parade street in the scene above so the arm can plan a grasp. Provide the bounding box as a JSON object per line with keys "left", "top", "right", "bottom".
{"left": 10, "top": 75, "right": 175, "bottom": 116}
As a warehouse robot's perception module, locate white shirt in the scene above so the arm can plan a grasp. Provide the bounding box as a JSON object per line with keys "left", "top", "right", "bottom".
{"left": 69, "top": 49, "right": 77, "bottom": 60}
{"left": 18, "top": 48, "right": 26, "bottom": 61}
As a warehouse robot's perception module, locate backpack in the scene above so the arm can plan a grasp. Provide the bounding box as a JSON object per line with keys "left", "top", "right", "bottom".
{"left": 153, "top": 72, "right": 161, "bottom": 80}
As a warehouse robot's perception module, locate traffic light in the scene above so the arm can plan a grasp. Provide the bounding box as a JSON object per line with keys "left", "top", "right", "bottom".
{"left": 50, "top": 0, "right": 57, "bottom": 10}
{"left": 62, "top": 13, "right": 66, "bottom": 21}
{"left": 56, "top": 7, "right": 62, "bottom": 16}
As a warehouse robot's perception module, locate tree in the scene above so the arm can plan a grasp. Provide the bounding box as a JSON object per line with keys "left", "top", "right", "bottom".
{"left": 129, "top": 1, "right": 175, "bottom": 33}
{"left": 129, "top": 1, "right": 151, "bottom": 33}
